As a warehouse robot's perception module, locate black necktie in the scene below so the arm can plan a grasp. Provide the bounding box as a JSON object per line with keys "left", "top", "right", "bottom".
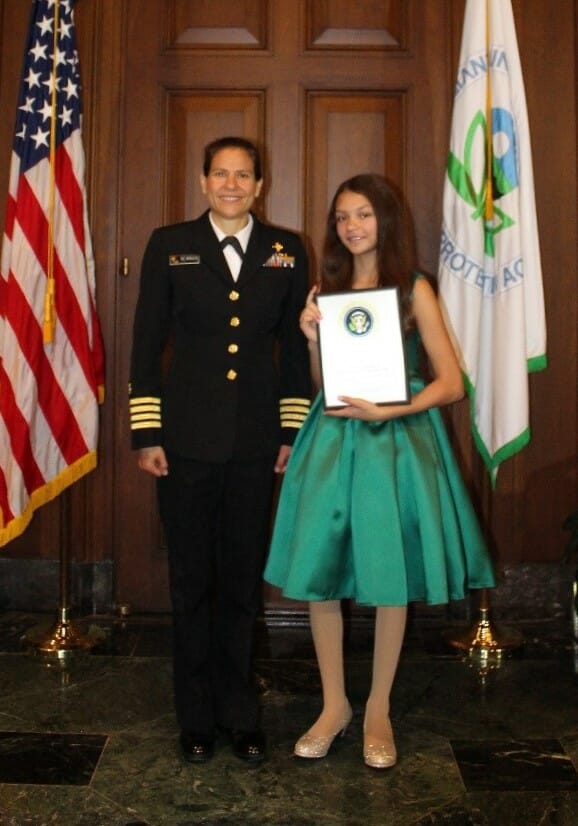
{"left": 220, "top": 236, "right": 244, "bottom": 259}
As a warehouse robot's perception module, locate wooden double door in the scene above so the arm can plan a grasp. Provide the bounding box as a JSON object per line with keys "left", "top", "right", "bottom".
{"left": 113, "top": 0, "right": 452, "bottom": 611}
{"left": 1, "top": 0, "right": 576, "bottom": 618}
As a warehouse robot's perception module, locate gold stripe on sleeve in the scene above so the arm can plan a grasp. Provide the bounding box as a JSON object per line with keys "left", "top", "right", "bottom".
{"left": 130, "top": 396, "right": 162, "bottom": 431}
{"left": 280, "top": 397, "right": 311, "bottom": 429}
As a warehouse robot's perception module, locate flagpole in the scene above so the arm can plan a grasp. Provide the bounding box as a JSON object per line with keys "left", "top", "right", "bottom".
{"left": 26, "top": 489, "right": 96, "bottom": 662}
{"left": 438, "top": 0, "right": 523, "bottom": 660}
{"left": 44, "top": 0, "right": 60, "bottom": 344}
{"left": 21, "top": 0, "right": 94, "bottom": 659}
{"left": 444, "top": 459, "right": 523, "bottom": 657}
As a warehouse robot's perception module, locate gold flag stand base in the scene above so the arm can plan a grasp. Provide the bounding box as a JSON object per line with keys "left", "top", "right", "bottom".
{"left": 25, "top": 607, "right": 96, "bottom": 665}
{"left": 23, "top": 491, "right": 99, "bottom": 666}
{"left": 444, "top": 604, "right": 523, "bottom": 659}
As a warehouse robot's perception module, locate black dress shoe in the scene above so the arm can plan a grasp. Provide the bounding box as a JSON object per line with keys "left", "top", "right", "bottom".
{"left": 229, "top": 729, "right": 266, "bottom": 763}
{"left": 179, "top": 731, "right": 215, "bottom": 763}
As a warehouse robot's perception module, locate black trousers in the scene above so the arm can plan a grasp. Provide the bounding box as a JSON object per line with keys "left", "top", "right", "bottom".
{"left": 157, "top": 452, "right": 276, "bottom": 736}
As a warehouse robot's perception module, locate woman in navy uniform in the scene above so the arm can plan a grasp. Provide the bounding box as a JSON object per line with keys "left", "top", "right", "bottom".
{"left": 129, "top": 137, "right": 311, "bottom": 763}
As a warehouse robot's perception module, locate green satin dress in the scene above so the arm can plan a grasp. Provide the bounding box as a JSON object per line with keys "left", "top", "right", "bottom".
{"left": 264, "top": 317, "right": 496, "bottom": 607}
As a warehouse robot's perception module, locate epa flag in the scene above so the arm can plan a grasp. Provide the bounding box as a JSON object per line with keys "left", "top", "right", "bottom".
{"left": 438, "top": 0, "right": 546, "bottom": 485}
{"left": 0, "top": 0, "right": 105, "bottom": 546}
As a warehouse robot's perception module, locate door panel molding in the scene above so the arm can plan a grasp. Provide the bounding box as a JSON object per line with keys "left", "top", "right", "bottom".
{"left": 306, "top": 0, "right": 406, "bottom": 50}
{"left": 306, "top": 92, "right": 405, "bottom": 263}
{"left": 168, "top": 0, "right": 269, "bottom": 49}
{"left": 166, "top": 92, "right": 265, "bottom": 224}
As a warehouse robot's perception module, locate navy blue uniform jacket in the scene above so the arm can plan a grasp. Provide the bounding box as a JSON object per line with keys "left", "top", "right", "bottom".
{"left": 129, "top": 210, "right": 311, "bottom": 461}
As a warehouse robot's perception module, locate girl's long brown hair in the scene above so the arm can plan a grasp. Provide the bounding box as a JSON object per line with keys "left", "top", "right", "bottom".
{"left": 320, "top": 174, "right": 416, "bottom": 331}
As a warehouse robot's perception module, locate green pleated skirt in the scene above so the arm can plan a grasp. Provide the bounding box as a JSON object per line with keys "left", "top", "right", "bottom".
{"left": 264, "top": 388, "right": 496, "bottom": 606}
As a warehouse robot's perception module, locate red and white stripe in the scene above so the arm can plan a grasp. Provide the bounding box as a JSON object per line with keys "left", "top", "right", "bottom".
{"left": 0, "top": 129, "right": 105, "bottom": 545}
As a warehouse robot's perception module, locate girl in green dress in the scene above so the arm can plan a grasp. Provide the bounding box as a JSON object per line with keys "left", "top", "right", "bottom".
{"left": 264, "top": 174, "right": 495, "bottom": 769}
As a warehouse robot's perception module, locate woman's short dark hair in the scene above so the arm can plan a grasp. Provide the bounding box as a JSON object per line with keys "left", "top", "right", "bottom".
{"left": 202, "top": 136, "right": 262, "bottom": 181}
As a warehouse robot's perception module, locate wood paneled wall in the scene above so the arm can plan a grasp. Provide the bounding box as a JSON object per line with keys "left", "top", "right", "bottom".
{"left": 0, "top": 0, "right": 576, "bottom": 613}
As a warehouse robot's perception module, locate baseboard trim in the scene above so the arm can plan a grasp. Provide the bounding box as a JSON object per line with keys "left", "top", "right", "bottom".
{"left": 0, "top": 558, "right": 113, "bottom": 615}
{"left": 0, "top": 559, "right": 572, "bottom": 624}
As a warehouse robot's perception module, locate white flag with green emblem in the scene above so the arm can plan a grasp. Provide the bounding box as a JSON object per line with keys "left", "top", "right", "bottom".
{"left": 438, "top": 0, "right": 547, "bottom": 485}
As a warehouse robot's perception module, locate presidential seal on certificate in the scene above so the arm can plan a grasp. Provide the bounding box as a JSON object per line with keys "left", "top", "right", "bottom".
{"left": 316, "top": 287, "right": 410, "bottom": 409}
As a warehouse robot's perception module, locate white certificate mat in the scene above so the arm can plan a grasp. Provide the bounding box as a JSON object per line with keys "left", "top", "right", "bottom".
{"left": 316, "top": 287, "right": 410, "bottom": 409}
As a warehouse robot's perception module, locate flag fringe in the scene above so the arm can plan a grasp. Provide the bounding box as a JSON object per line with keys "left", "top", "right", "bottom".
{"left": 0, "top": 450, "right": 97, "bottom": 548}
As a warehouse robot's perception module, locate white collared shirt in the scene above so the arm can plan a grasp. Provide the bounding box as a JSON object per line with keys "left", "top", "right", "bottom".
{"left": 209, "top": 213, "right": 254, "bottom": 281}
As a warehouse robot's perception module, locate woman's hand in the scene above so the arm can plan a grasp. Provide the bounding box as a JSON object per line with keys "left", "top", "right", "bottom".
{"left": 299, "top": 285, "right": 322, "bottom": 343}
{"left": 274, "top": 444, "right": 292, "bottom": 473}
{"left": 138, "top": 446, "right": 169, "bottom": 477}
{"left": 325, "top": 397, "right": 398, "bottom": 422}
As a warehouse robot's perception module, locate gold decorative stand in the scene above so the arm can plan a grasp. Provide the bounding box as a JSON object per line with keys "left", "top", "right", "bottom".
{"left": 25, "top": 491, "right": 96, "bottom": 664}
{"left": 444, "top": 588, "right": 523, "bottom": 659}
{"left": 28, "top": 606, "right": 95, "bottom": 665}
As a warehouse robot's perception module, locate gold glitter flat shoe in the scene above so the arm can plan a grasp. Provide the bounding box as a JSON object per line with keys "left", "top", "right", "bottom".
{"left": 363, "top": 717, "right": 397, "bottom": 769}
{"left": 294, "top": 705, "right": 353, "bottom": 759}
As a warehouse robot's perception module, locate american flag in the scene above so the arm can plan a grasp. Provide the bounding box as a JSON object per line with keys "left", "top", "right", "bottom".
{"left": 0, "top": 0, "right": 105, "bottom": 546}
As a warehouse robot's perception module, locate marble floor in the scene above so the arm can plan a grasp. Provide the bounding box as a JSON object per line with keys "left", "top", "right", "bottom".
{"left": 0, "top": 610, "right": 577, "bottom": 825}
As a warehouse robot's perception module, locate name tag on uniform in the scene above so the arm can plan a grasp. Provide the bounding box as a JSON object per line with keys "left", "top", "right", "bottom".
{"left": 169, "top": 254, "right": 200, "bottom": 266}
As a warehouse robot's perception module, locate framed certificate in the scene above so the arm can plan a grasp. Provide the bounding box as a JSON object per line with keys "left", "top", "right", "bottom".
{"left": 316, "top": 287, "right": 410, "bottom": 409}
